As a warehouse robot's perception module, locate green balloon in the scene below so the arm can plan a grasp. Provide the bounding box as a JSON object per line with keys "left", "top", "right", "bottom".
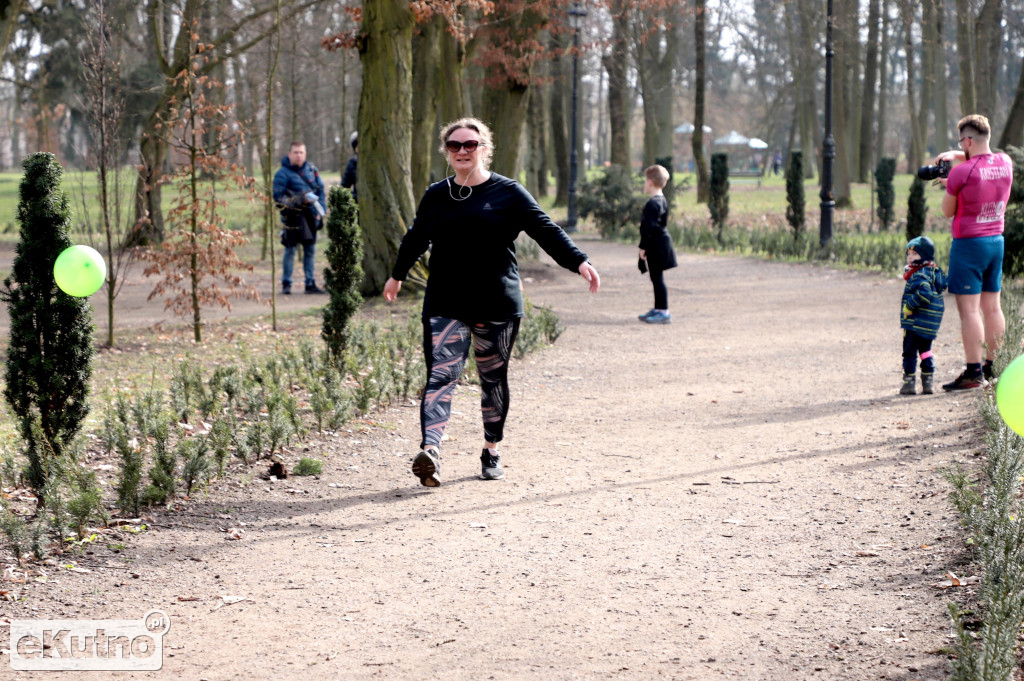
{"left": 997, "top": 355, "right": 1024, "bottom": 436}
{"left": 53, "top": 245, "right": 106, "bottom": 297}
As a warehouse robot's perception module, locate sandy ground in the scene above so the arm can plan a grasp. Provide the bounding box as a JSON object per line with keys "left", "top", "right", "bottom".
{"left": 0, "top": 235, "right": 986, "bottom": 680}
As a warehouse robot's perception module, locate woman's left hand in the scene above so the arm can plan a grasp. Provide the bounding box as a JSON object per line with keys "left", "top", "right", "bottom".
{"left": 578, "top": 262, "right": 600, "bottom": 293}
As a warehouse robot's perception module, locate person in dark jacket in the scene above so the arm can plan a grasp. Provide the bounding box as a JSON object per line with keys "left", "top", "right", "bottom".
{"left": 341, "top": 132, "right": 357, "bottom": 202}
{"left": 637, "top": 164, "right": 677, "bottom": 324}
{"left": 900, "top": 236, "right": 948, "bottom": 395}
{"left": 273, "top": 141, "right": 326, "bottom": 295}
{"left": 383, "top": 117, "right": 600, "bottom": 488}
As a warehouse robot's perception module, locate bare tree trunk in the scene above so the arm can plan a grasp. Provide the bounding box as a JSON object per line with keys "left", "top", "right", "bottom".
{"left": 902, "top": 2, "right": 922, "bottom": 172}
{"left": 604, "top": 0, "right": 630, "bottom": 168}
{"left": 797, "top": 0, "right": 821, "bottom": 179}
{"left": 0, "top": 0, "right": 25, "bottom": 64}
{"left": 411, "top": 17, "right": 441, "bottom": 199}
{"left": 432, "top": 31, "right": 467, "bottom": 182}
{"left": 858, "top": 0, "right": 880, "bottom": 182}
{"left": 917, "top": 0, "right": 936, "bottom": 155}
{"left": 974, "top": 0, "right": 1002, "bottom": 123}
{"left": 526, "top": 78, "right": 548, "bottom": 197}
{"left": 357, "top": 0, "right": 417, "bottom": 295}
{"left": 638, "top": 8, "right": 678, "bottom": 167}
{"left": 955, "top": 0, "right": 976, "bottom": 114}
{"left": 877, "top": 0, "right": 889, "bottom": 160}
{"left": 482, "top": 85, "right": 531, "bottom": 177}
{"left": 933, "top": 0, "right": 949, "bottom": 148}
{"left": 999, "top": 60, "right": 1024, "bottom": 148}
{"left": 833, "top": 0, "right": 853, "bottom": 207}
{"left": 549, "top": 31, "right": 569, "bottom": 207}
{"left": 693, "top": 0, "right": 709, "bottom": 203}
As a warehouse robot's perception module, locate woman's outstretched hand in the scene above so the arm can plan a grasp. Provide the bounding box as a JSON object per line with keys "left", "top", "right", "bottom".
{"left": 383, "top": 277, "right": 402, "bottom": 302}
{"left": 578, "top": 262, "right": 600, "bottom": 293}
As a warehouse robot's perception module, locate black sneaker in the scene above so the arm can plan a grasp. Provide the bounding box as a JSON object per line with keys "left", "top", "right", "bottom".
{"left": 412, "top": 448, "right": 441, "bottom": 487}
{"left": 480, "top": 449, "right": 504, "bottom": 480}
{"left": 281, "top": 284, "right": 291, "bottom": 295}
{"left": 305, "top": 284, "right": 326, "bottom": 294}
{"left": 983, "top": 361, "right": 996, "bottom": 382}
{"left": 942, "top": 370, "right": 988, "bottom": 392}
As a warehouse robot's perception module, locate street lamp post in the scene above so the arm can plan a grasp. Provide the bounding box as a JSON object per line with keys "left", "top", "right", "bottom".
{"left": 819, "top": 0, "right": 835, "bottom": 248}
{"left": 565, "top": 2, "right": 586, "bottom": 233}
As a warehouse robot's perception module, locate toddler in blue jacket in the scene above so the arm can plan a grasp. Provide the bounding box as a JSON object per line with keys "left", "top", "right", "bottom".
{"left": 900, "top": 236, "right": 947, "bottom": 395}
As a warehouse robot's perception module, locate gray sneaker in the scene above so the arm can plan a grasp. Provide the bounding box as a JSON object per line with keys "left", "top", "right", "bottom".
{"left": 480, "top": 449, "right": 504, "bottom": 480}
{"left": 412, "top": 448, "right": 441, "bottom": 487}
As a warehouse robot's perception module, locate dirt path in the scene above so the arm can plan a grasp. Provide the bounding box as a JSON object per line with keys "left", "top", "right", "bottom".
{"left": 3, "top": 237, "right": 981, "bottom": 680}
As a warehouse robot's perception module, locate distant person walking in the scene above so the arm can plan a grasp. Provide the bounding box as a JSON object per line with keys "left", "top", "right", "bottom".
{"left": 383, "top": 117, "right": 600, "bottom": 488}
{"left": 273, "top": 141, "right": 326, "bottom": 295}
{"left": 637, "top": 164, "right": 677, "bottom": 324}
{"left": 772, "top": 150, "right": 783, "bottom": 175}
{"left": 341, "top": 131, "right": 358, "bottom": 202}
{"left": 933, "top": 114, "right": 1012, "bottom": 390}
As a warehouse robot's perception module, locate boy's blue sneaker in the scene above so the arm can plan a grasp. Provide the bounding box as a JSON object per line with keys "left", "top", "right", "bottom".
{"left": 638, "top": 309, "right": 657, "bottom": 320}
{"left": 642, "top": 311, "right": 671, "bottom": 324}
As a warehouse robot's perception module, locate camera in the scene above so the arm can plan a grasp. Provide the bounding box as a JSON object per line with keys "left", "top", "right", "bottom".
{"left": 917, "top": 159, "right": 952, "bottom": 181}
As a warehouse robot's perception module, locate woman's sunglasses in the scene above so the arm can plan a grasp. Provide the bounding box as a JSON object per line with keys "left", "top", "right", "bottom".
{"left": 445, "top": 140, "right": 481, "bottom": 153}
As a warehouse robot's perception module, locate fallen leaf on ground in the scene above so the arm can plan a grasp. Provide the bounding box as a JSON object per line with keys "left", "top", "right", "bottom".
{"left": 934, "top": 572, "right": 980, "bottom": 589}
{"left": 855, "top": 551, "right": 879, "bottom": 557}
{"left": 225, "top": 527, "right": 244, "bottom": 540}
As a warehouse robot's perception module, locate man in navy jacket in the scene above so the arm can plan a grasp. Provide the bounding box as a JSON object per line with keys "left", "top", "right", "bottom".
{"left": 273, "top": 141, "right": 326, "bottom": 294}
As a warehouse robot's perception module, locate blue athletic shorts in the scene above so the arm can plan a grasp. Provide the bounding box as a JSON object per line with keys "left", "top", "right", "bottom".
{"left": 948, "top": 235, "right": 1004, "bottom": 295}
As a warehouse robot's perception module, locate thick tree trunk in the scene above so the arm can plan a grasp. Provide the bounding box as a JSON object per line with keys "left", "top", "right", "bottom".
{"left": 974, "top": 0, "right": 1002, "bottom": 124}
{"left": 357, "top": 0, "right": 417, "bottom": 296}
{"left": 549, "top": 32, "right": 569, "bottom": 207}
{"left": 482, "top": 85, "right": 530, "bottom": 177}
{"left": 431, "top": 31, "right": 467, "bottom": 182}
{"left": 917, "top": 0, "right": 936, "bottom": 156}
{"left": 999, "top": 61, "right": 1024, "bottom": 148}
{"left": 604, "top": 0, "right": 630, "bottom": 168}
{"left": 902, "top": 2, "right": 922, "bottom": 173}
{"left": 857, "top": 0, "right": 880, "bottom": 183}
{"left": 693, "top": 0, "right": 709, "bottom": 203}
{"left": 955, "top": 0, "right": 975, "bottom": 114}
{"left": 0, "top": 0, "right": 24, "bottom": 64}
{"left": 134, "top": 104, "right": 171, "bottom": 244}
{"left": 411, "top": 17, "right": 441, "bottom": 199}
{"left": 877, "top": 0, "right": 889, "bottom": 160}
{"left": 933, "top": 1, "right": 949, "bottom": 148}
{"left": 525, "top": 81, "right": 548, "bottom": 198}
{"left": 638, "top": 10, "right": 677, "bottom": 168}
{"left": 797, "top": 0, "right": 821, "bottom": 179}
{"left": 832, "top": 0, "right": 853, "bottom": 208}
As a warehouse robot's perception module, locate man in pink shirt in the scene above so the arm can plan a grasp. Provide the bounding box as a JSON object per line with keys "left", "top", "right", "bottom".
{"left": 936, "top": 114, "right": 1013, "bottom": 390}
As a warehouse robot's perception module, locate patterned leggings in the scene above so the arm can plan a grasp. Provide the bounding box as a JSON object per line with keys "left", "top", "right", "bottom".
{"left": 420, "top": 316, "right": 520, "bottom": 449}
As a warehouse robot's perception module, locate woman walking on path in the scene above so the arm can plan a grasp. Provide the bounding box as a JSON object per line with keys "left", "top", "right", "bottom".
{"left": 383, "top": 117, "right": 600, "bottom": 487}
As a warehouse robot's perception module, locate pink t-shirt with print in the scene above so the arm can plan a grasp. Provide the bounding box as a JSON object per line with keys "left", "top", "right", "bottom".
{"left": 946, "top": 152, "right": 1013, "bottom": 239}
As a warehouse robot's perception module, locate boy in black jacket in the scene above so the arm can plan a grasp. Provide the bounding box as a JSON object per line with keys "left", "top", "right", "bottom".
{"left": 638, "top": 165, "right": 678, "bottom": 324}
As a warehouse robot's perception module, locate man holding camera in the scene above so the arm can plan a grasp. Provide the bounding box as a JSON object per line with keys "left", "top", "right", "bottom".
{"left": 274, "top": 141, "right": 326, "bottom": 295}
{"left": 934, "top": 114, "right": 1012, "bottom": 390}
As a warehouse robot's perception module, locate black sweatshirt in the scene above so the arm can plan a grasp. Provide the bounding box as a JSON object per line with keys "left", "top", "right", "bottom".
{"left": 391, "top": 173, "right": 589, "bottom": 323}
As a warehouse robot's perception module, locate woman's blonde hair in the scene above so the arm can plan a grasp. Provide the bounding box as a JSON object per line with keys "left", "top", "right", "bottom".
{"left": 438, "top": 117, "right": 495, "bottom": 170}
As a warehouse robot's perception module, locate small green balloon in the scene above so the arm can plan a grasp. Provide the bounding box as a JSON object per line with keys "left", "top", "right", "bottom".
{"left": 997, "top": 355, "right": 1024, "bottom": 436}
{"left": 53, "top": 245, "right": 106, "bottom": 298}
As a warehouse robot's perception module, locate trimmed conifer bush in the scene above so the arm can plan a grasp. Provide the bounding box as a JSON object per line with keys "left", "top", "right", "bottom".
{"left": 875, "top": 157, "right": 896, "bottom": 231}
{"left": 709, "top": 153, "right": 730, "bottom": 242}
{"left": 906, "top": 176, "right": 928, "bottom": 241}
{"left": 785, "top": 151, "right": 805, "bottom": 239}
{"left": 322, "top": 186, "right": 364, "bottom": 362}
{"left": 2, "top": 153, "right": 94, "bottom": 503}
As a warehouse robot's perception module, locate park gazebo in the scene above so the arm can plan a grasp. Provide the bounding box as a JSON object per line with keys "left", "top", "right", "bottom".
{"left": 713, "top": 130, "right": 765, "bottom": 177}
{"left": 673, "top": 122, "right": 713, "bottom": 173}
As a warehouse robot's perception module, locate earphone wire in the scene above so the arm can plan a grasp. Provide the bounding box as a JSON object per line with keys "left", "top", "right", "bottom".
{"left": 446, "top": 161, "right": 473, "bottom": 201}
